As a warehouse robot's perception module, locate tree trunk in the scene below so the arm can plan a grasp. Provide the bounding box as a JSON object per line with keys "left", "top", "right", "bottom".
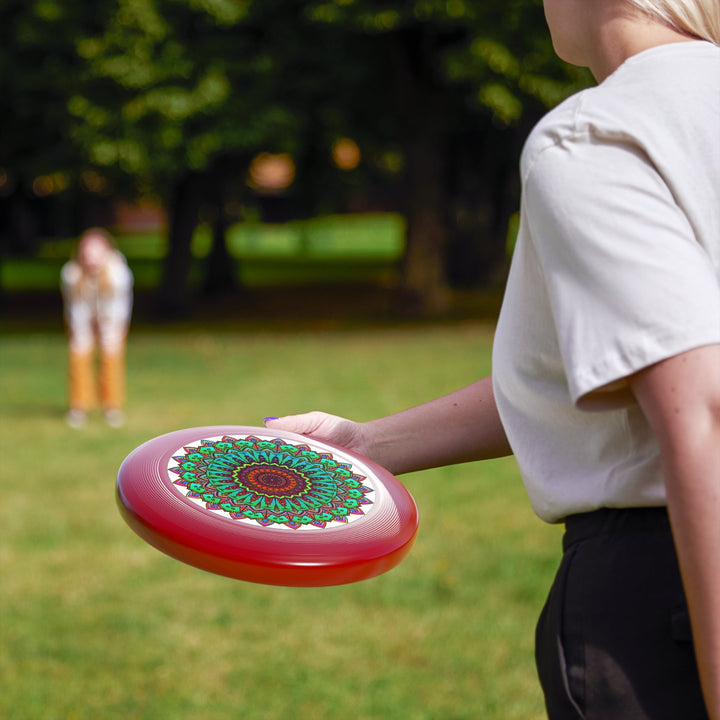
{"left": 402, "top": 129, "right": 450, "bottom": 314}
{"left": 156, "top": 172, "right": 202, "bottom": 319}
{"left": 202, "top": 183, "right": 237, "bottom": 297}
{"left": 392, "top": 28, "right": 451, "bottom": 316}
{"left": 445, "top": 123, "right": 521, "bottom": 288}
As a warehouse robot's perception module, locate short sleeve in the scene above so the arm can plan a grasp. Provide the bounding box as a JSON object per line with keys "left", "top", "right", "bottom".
{"left": 525, "top": 135, "right": 720, "bottom": 407}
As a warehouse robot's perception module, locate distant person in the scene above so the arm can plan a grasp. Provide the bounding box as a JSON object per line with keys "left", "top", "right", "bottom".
{"left": 60, "top": 228, "right": 133, "bottom": 428}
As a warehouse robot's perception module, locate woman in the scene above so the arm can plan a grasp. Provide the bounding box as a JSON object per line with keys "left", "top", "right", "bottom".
{"left": 266, "top": 1, "right": 720, "bottom": 717}
{"left": 61, "top": 228, "right": 133, "bottom": 428}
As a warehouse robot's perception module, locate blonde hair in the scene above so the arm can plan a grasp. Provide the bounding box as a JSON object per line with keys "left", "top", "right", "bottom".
{"left": 627, "top": 0, "right": 720, "bottom": 44}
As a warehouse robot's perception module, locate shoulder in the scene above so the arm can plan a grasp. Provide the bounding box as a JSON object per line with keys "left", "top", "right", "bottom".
{"left": 105, "top": 251, "right": 133, "bottom": 284}
{"left": 520, "top": 73, "right": 642, "bottom": 183}
{"left": 95, "top": 251, "right": 134, "bottom": 295}
{"left": 520, "top": 91, "right": 588, "bottom": 181}
{"left": 522, "top": 41, "right": 720, "bottom": 184}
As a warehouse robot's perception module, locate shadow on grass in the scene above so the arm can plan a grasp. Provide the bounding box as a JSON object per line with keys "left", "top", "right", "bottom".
{"left": 0, "top": 282, "right": 505, "bottom": 335}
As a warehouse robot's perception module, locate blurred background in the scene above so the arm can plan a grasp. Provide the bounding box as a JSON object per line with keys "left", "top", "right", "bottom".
{"left": 0, "top": 2, "right": 590, "bottom": 718}
{"left": 0, "top": 0, "right": 591, "bottom": 325}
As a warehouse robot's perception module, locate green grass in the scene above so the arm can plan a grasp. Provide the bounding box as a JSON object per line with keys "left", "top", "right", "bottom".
{"left": 1, "top": 213, "right": 406, "bottom": 291}
{"left": 0, "top": 255, "right": 401, "bottom": 292}
{"left": 0, "top": 323, "right": 561, "bottom": 719}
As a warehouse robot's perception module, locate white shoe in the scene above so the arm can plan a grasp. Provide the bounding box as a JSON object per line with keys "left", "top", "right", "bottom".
{"left": 104, "top": 409, "right": 125, "bottom": 428}
{"left": 66, "top": 409, "right": 87, "bottom": 429}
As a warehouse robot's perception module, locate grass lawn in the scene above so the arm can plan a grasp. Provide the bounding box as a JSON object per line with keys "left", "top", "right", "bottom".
{"left": 0, "top": 322, "right": 561, "bottom": 720}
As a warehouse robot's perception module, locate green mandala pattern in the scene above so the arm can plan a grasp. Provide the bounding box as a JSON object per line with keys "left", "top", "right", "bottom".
{"left": 169, "top": 435, "right": 374, "bottom": 529}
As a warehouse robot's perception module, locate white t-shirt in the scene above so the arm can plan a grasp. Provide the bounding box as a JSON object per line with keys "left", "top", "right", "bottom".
{"left": 492, "top": 41, "right": 720, "bottom": 523}
{"left": 61, "top": 250, "right": 134, "bottom": 353}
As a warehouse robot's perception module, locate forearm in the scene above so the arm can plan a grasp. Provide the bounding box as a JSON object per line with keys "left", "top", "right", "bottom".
{"left": 359, "top": 375, "right": 512, "bottom": 475}
{"left": 631, "top": 344, "right": 720, "bottom": 718}
{"left": 664, "top": 441, "right": 720, "bottom": 719}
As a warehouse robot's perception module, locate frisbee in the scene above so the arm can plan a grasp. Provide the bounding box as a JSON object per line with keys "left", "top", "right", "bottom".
{"left": 116, "top": 425, "right": 419, "bottom": 587}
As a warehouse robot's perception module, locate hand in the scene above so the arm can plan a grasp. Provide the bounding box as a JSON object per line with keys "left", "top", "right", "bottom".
{"left": 264, "top": 412, "right": 370, "bottom": 457}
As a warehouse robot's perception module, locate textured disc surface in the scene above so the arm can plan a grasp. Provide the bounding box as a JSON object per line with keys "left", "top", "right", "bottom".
{"left": 116, "top": 426, "right": 419, "bottom": 586}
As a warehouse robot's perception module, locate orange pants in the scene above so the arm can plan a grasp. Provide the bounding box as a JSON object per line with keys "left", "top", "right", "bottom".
{"left": 68, "top": 345, "right": 126, "bottom": 412}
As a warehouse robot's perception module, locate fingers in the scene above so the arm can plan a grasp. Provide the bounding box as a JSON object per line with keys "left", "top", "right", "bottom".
{"left": 263, "top": 413, "right": 307, "bottom": 433}
{"left": 263, "top": 411, "right": 336, "bottom": 437}
{"left": 263, "top": 411, "right": 363, "bottom": 450}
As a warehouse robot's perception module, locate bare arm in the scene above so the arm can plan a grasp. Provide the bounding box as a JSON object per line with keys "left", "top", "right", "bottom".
{"left": 265, "top": 375, "right": 512, "bottom": 475}
{"left": 630, "top": 344, "right": 720, "bottom": 719}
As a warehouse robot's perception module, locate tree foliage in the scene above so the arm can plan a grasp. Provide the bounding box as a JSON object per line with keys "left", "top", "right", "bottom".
{"left": 0, "top": 0, "right": 593, "bottom": 314}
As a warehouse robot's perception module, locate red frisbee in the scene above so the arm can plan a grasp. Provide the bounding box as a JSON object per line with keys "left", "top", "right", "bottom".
{"left": 116, "top": 426, "right": 419, "bottom": 586}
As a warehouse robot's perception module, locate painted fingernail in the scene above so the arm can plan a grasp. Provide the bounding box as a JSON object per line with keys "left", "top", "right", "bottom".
{"left": 263, "top": 416, "right": 279, "bottom": 424}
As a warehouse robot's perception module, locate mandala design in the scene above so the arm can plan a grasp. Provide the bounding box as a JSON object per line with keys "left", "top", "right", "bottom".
{"left": 168, "top": 435, "right": 374, "bottom": 530}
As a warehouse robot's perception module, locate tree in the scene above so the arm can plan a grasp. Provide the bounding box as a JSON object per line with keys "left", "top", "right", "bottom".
{"left": 69, "top": 0, "right": 368, "bottom": 315}
{"left": 302, "top": 0, "right": 592, "bottom": 312}
{"left": 0, "top": 0, "right": 98, "bottom": 256}
{"left": 0, "top": 0, "right": 592, "bottom": 315}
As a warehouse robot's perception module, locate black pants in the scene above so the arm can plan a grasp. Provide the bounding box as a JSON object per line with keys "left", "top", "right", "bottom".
{"left": 535, "top": 507, "right": 708, "bottom": 719}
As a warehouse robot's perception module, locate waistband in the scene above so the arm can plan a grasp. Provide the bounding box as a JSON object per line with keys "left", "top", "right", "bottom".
{"left": 563, "top": 506, "right": 670, "bottom": 552}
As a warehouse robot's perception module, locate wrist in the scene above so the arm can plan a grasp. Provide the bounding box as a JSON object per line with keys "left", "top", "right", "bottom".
{"left": 358, "top": 419, "right": 399, "bottom": 474}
